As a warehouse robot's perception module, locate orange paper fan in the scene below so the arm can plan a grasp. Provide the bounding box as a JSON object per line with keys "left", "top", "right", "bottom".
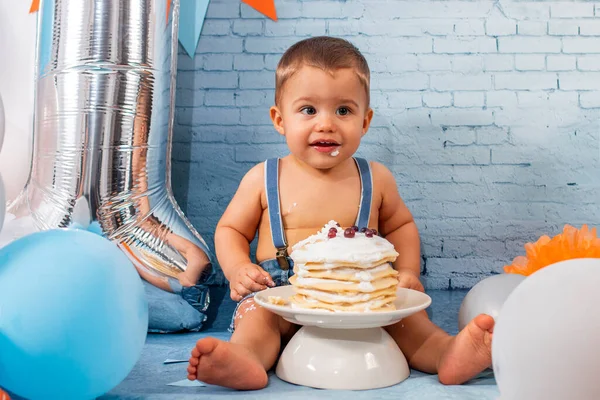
{"left": 504, "top": 224, "right": 600, "bottom": 276}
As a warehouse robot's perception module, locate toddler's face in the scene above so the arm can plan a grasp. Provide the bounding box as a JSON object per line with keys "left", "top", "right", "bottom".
{"left": 271, "top": 65, "right": 372, "bottom": 170}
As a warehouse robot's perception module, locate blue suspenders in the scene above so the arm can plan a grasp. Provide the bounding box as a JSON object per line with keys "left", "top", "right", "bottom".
{"left": 354, "top": 157, "right": 372, "bottom": 229}
{"left": 265, "top": 157, "right": 373, "bottom": 270}
{"left": 264, "top": 158, "right": 290, "bottom": 270}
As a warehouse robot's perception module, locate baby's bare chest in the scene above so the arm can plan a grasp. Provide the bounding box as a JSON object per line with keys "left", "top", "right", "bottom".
{"left": 277, "top": 178, "right": 363, "bottom": 230}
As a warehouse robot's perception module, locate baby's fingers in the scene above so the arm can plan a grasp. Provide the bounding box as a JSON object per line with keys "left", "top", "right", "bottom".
{"left": 398, "top": 276, "right": 424, "bottom": 292}
{"left": 260, "top": 269, "right": 275, "bottom": 287}
{"left": 412, "top": 281, "right": 425, "bottom": 292}
{"left": 230, "top": 287, "right": 243, "bottom": 302}
{"left": 248, "top": 267, "right": 274, "bottom": 287}
{"left": 241, "top": 274, "right": 267, "bottom": 292}
{"left": 397, "top": 275, "right": 410, "bottom": 289}
{"left": 232, "top": 284, "right": 251, "bottom": 301}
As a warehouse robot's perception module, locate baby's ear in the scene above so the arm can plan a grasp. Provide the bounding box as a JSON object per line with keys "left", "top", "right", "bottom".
{"left": 362, "top": 108, "right": 374, "bottom": 135}
{"left": 270, "top": 106, "right": 285, "bottom": 136}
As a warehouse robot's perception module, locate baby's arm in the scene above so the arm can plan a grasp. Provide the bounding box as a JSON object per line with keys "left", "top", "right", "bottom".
{"left": 215, "top": 164, "right": 275, "bottom": 300}
{"left": 373, "top": 162, "right": 423, "bottom": 290}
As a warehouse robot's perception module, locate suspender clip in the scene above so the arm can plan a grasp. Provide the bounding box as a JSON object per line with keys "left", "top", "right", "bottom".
{"left": 276, "top": 247, "right": 290, "bottom": 270}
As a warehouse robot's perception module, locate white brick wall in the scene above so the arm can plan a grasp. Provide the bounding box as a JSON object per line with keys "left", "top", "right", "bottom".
{"left": 175, "top": 0, "right": 600, "bottom": 289}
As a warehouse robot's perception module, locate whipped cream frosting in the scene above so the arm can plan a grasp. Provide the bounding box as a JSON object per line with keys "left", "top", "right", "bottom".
{"left": 290, "top": 220, "right": 399, "bottom": 265}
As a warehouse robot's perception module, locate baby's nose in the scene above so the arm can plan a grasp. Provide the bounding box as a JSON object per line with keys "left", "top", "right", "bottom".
{"left": 316, "top": 114, "right": 335, "bottom": 132}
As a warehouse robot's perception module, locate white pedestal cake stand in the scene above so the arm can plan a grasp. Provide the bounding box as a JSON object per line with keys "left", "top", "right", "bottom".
{"left": 254, "top": 286, "right": 432, "bottom": 390}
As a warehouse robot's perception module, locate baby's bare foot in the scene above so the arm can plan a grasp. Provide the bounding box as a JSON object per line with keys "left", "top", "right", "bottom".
{"left": 437, "top": 314, "right": 494, "bottom": 385}
{"left": 187, "top": 337, "right": 268, "bottom": 390}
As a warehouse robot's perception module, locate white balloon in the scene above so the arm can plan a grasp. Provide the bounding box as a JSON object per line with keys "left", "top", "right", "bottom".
{"left": 0, "top": 120, "right": 32, "bottom": 204}
{"left": 0, "top": 1, "right": 37, "bottom": 205}
{"left": 492, "top": 258, "right": 600, "bottom": 400}
{"left": 0, "top": 173, "right": 5, "bottom": 233}
{"left": 0, "top": 212, "right": 38, "bottom": 249}
{"left": 0, "top": 92, "right": 5, "bottom": 151}
{"left": 0, "top": 1, "right": 36, "bottom": 123}
{"left": 458, "top": 273, "right": 526, "bottom": 330}
{"left": 71, "top": 196, "right": 92, "bottom": 229}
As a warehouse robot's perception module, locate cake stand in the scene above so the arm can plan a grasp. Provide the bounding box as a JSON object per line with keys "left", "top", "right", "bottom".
{"left": 254, "top": 286, "right": 432, "bottom": 390}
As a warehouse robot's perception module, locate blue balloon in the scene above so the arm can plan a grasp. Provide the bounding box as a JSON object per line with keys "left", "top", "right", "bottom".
{"left": 86, "top": 221, "right": 104, "bottom": 236}
{"left": 0, "top": 229, "right": 148, "bottom": 399}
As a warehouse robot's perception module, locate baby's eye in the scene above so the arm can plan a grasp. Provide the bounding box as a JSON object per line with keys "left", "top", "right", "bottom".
{"left": 337, "top": 107, "right": 351, "bottom": 116}
{"left": 300, "top": 106, "right": 316, "bottom": 115}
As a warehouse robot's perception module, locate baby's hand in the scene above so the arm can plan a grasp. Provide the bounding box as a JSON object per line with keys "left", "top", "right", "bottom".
{"left": 397, "top": 269, "right": 424, "bottom": 292}
{"left": 230, "top": 263, "right": 275, "bottom": 301}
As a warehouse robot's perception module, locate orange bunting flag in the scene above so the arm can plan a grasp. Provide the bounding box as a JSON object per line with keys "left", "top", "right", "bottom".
{"left": 29, "top": 0, "right": 39, "bottom": 13}
{"left": 242, "top": 0, "right": 277, "bottom": 21}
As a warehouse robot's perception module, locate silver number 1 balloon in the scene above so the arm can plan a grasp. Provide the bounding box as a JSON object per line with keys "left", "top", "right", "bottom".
{"left": 9, "top": 0, "right": 215, "bottom": 294}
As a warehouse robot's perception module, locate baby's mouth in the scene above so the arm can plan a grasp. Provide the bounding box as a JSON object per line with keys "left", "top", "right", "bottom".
{"left": 310, "top": 140, "right": 340, "bottom": 153}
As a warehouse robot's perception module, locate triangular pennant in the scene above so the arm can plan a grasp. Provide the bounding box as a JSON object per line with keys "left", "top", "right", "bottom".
{"left": 242, "top": 0, "right": 277, "bottom": 21}
{"left": 29, "top": 0, "right": 39, "bottom": 13}
{"left": 179, "top": 0, "right": 210, "bottom": 57}
{"left": 166, "top": 0, "right": 171, "bottom": 24}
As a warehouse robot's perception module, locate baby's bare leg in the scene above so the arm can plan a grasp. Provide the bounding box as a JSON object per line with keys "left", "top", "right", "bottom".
{"left": 385, "top": 311, "right": 493, "bottom": 385}
{"left": 187, "top": 298, "right": 297, "bottom": 390}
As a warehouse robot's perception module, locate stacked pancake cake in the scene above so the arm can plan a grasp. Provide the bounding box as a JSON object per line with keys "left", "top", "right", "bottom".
{"left": 288, "top": 220, "right": 399, "bottom": 312}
